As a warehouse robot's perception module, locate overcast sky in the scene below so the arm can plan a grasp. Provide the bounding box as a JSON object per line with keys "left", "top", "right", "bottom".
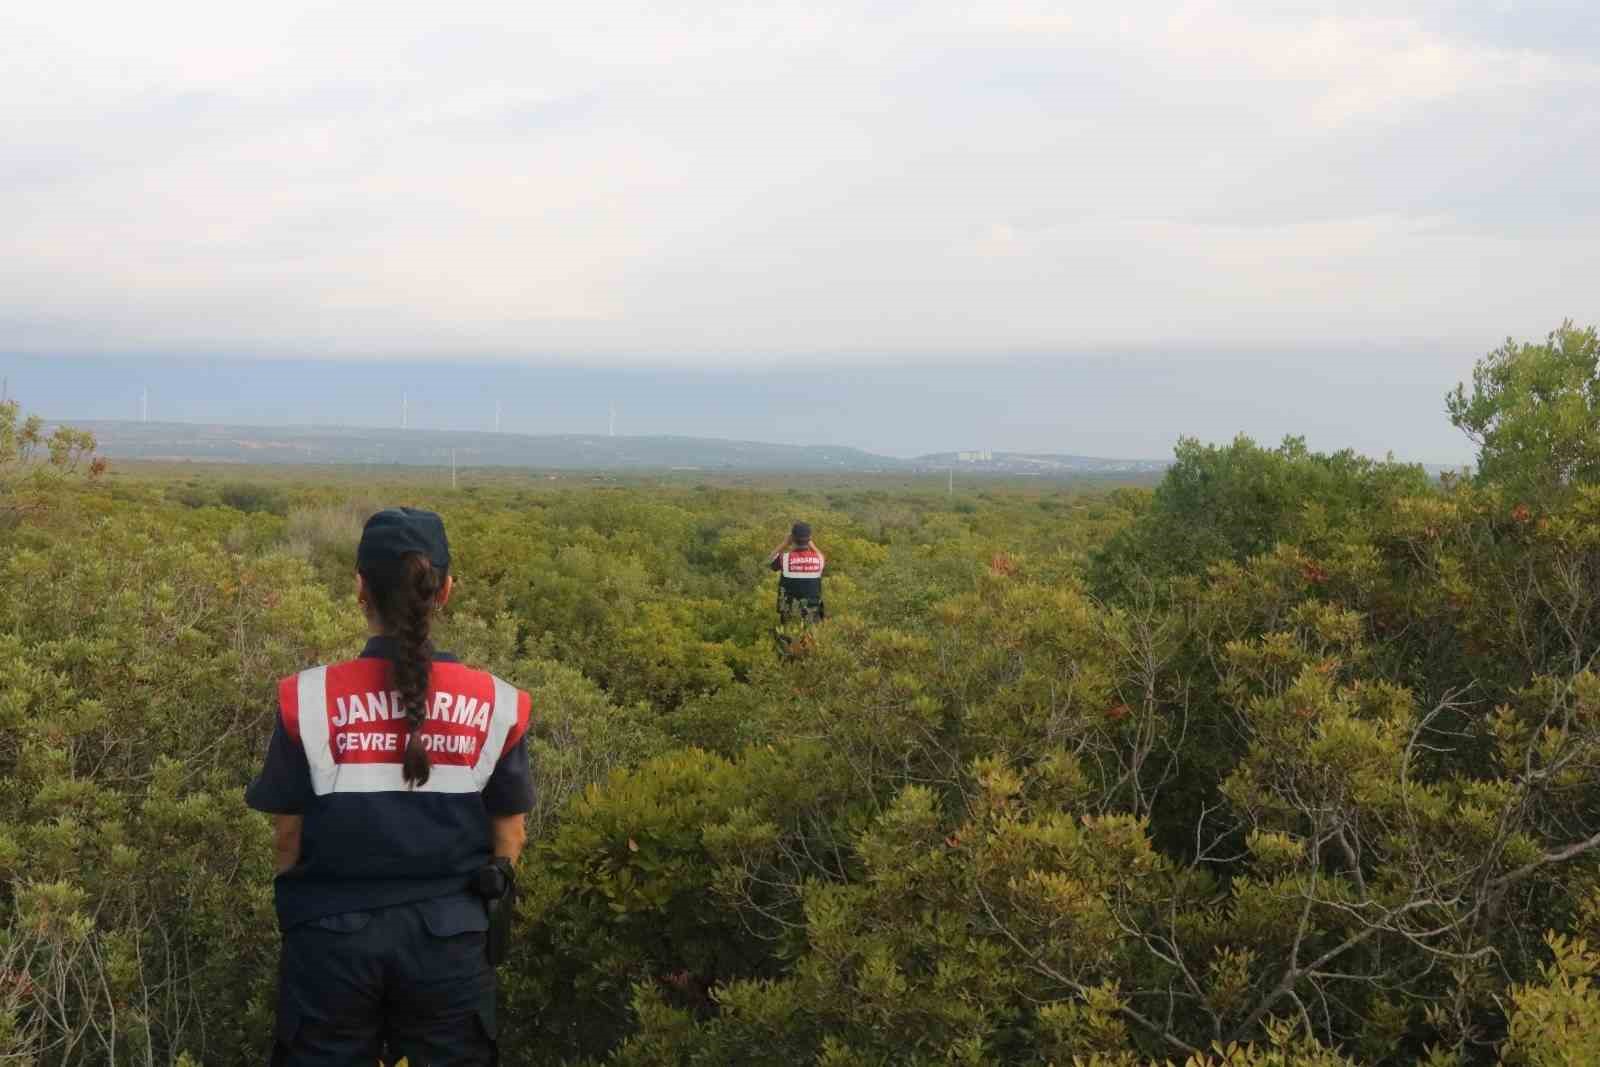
{"left": 3, "top": 2, "right": 1596, "bottom": 460}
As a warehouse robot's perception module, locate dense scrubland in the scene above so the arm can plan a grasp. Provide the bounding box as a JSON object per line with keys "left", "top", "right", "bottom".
{"left": 7, "top": 324, "right": 1600, "bottom": 1065}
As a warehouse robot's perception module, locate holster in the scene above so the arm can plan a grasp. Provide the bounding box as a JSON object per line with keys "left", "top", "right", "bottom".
{"left": 470, "top": 858, "right": 517, "bottom": 966}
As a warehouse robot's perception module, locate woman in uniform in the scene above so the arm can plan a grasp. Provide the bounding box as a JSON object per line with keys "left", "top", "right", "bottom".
{"left": 248, "top": 507, "right": 534, "bottom": 1065}
{"left": 767, "top": 519, "right": 826, "bottom": 624}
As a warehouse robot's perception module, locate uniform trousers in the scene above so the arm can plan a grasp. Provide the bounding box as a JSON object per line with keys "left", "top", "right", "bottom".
{"left": 777, "top": 594, "right": 824, "bottom": 624}
{"left": 272, "top": 895, "right": 496, "bottom": 1066}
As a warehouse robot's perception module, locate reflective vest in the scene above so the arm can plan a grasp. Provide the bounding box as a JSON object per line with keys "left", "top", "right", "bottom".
{"left": 778, "top": 547, "right": 825, "bottom": 603}
{"left": 281, "top": 659, "right": 528, "bottom": 797}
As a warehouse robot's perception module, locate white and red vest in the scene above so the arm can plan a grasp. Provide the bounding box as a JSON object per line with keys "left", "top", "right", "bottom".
{"left": 279, "top": 659, "right": 530, "bottom": 797}
{"left": 778, "top": 547, "right": 825, "bottom": 602}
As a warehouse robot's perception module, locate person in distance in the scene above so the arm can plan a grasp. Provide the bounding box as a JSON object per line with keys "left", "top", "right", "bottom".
{"left": 767, "top": 520, "right": 826, "bottom": 624}
{"left": 247, "top": 507, "right": 533, "bottom": 1066}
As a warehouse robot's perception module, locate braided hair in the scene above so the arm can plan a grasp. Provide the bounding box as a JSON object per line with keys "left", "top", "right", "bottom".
{"left": 360, "top": 552, "right": 443, "bottom": 787}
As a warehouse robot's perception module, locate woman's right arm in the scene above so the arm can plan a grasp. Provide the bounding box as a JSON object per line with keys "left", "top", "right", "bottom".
{"left": 492, "top": 813, "right": 527, "bottom": 863}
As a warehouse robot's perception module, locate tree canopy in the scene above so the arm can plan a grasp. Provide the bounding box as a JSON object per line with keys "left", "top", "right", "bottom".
{"left": 0, "top": 398, "right": 100, "bottom": 523}
{"left": 1448, "top": 321, "right": 1600, "bottom": 497}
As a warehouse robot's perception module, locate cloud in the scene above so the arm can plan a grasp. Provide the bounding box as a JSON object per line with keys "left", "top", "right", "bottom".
{"left": 1143, "top": 5, "right": 1596, "bottom": 128}
{"left": 0, "top": 1, "right": 1595, "bottom": 363}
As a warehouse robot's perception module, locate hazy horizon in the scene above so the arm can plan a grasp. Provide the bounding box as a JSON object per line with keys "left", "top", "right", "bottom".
{"left": 3, "top": 351, "right": 1478, "bottom": 465}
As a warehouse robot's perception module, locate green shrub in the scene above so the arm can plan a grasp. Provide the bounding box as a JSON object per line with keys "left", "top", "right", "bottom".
{"left": 218, "top": 481, "right": 289, "bottom": 515}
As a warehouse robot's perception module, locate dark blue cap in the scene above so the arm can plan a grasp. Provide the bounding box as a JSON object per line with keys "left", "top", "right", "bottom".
{"left": 357, "top": 508, "right": 450, "bottom": 571}
{"left": 791, "top": 521, "right": 812, "bottom": 542}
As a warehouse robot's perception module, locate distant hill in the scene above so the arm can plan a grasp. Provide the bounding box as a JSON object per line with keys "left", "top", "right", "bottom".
{"left": 75, "top": 422, "right": 1177, "bottom": 479}
{"left": 71, "top": 421, "right": 1460, "bottom": 479}
{"left": 74, "top": 421, "right": 906, "bottom": 472}
{"left": 70, "top": 421, "right": 1174, "bottom": 478}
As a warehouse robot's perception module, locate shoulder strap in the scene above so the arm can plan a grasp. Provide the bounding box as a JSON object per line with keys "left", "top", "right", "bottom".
{"left": 474, "top": 673, "right": 531, "bottom": 786}
{"left": 277, "top": 674, "right": 302, "bottom": 743}
{"left": 289, "top": 665, "right": 338, "bottom": 794}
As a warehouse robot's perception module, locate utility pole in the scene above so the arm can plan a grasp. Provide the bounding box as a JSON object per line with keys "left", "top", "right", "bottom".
{"left": 948, "top": 467, "right": 953, "bottom": 498}
{"left": 451, "top": 448, "right": 458, "bottom": 490}
{"left": 1, "top": 376, "right": 8, "bottom": 405}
